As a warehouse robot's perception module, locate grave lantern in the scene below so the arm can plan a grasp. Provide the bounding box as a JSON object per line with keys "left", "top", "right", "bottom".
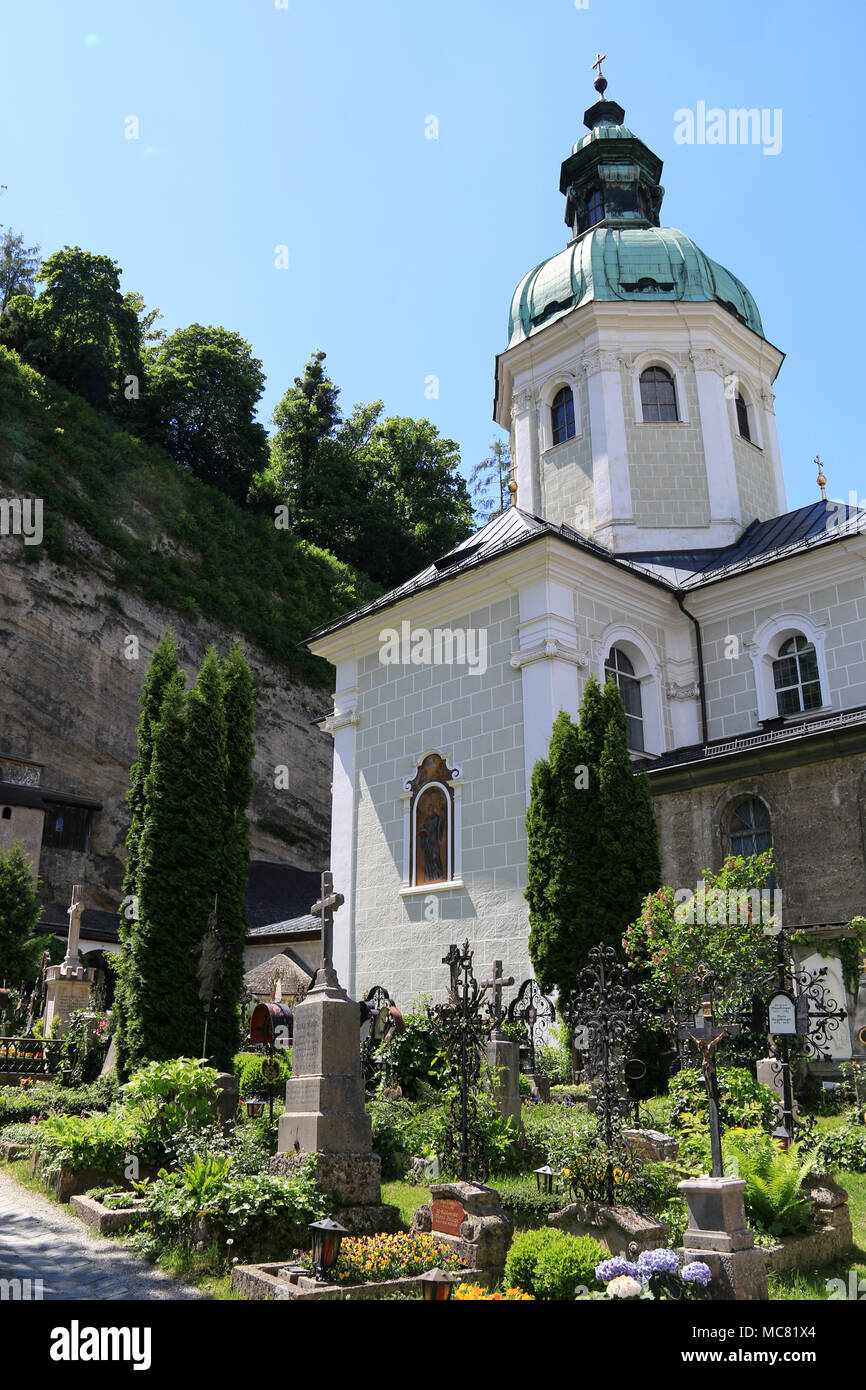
{"left": 419, "top": 1267, "right": 461, "bottom": 1301}
{"left": 309, "top": 1217, "right": 348, "bottom": 1282}
{"left": 533, "top": 1163, "right": 557, "bottom": 1195}
{"left": 244, "top": 1097, "right": 265, "bottom": 1118}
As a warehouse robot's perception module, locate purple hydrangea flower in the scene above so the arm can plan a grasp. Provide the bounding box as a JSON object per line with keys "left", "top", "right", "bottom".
{"left": 681, "top": 1261, "right": 713, "bottom": 1287}
{"left": 595, "top": 1256, "right": 641, "bottom": 1282}
{"left": 636, "top": 1248, "right": 680, "bottom": 1277}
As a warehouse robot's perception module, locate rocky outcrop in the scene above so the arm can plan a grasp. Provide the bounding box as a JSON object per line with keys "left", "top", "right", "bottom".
{"left": 0, "top": 521, "right": 333, "bottom": 910}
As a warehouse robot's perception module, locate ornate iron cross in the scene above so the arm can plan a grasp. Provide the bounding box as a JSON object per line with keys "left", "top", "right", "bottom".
{"left": 677, "top": 997, "right": 740, "bottom": 1177}
{"left": 508, "top": 978, "right": 556, "bottom": 1073}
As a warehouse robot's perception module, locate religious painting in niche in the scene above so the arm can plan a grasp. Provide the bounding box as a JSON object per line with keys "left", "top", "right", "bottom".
{"left": 409, "top": 753, "right": 456, "bottom": 886}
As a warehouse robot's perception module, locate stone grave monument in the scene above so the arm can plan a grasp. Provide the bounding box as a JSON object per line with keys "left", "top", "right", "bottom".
{"left": 483, "top": 960, "right": 521, "bottom": 1130}
{"left": 43, "top": 885, "right": 93, "bottom": 1037}
{"left": 270, "top": 872, "right": 398, "bottom": 1233}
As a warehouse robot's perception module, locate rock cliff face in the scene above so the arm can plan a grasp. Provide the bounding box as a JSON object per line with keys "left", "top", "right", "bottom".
{"left": 0, "top": 523, "right": 334, "bottom": 911}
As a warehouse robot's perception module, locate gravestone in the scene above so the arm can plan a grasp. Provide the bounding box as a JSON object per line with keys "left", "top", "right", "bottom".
{"left": 413, "top": 1181, "right": 512, "bottom": 1274}
{"left": 271, "top": 873, "right": 397, "bottom": 1234}
{"left": 483, "top": 961, "right": 520, "bottom": 1130}
{"left": 43, "top": 885, "right": 92, "bottom": 1037}
{"left": 678, "top": 1176, "right": 768, "bottom": 1300}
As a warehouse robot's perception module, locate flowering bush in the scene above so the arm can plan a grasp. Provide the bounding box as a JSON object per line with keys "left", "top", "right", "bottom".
{"left": 331, "top": 1232, "right": 461, "bottom": 1285}
{"left": 454, "top": 1283, "right": 533, "bottom": 1301}
{"left": 594, "top": 1248, "right": 711, "bottom": 1300}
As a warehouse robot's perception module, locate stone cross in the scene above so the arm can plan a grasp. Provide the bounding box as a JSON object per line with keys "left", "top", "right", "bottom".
{"left": 678, "top": 997, "right": 740, "bottom": 1178}
{"left": 442, "top": 943, "right": 462, "bottom": 997}
{"left": 311, "top": 871, "right": 344, "bottom": 988}
{"left": 482, "top": 960, "right": 514, "bottom": 1024}
{"left": 62, "top": 883, "right": 85, "bottom": 972}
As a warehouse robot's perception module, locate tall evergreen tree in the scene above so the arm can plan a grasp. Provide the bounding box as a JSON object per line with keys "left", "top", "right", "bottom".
{"left": 114, "top": 629, "right": 180, "bottom": 1076}
{"left": 0, "top": 844, "right": 43, "bottom": 986}
{"left": 121, "top": 670, "right": 192, "bottom": 1068}
{"left": 526, "top": 676, "right": 660, "bottom": 999}
{"left": 207, "top": 643, "right": 255, "bottom": 1067}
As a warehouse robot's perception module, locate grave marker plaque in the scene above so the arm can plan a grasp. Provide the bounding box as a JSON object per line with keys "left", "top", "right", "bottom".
{"left": 768, "top": 992, "right": 797, "bottom": 1035}
{"left": 431, "top": 1198, "right": 466, "bottom": 1237}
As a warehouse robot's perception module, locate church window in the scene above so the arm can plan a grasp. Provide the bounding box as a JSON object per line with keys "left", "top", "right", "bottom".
{"left": 587, "top": 188, "right": 604, "bottom": 227}
{"left": 41, "top": 803, "right": 91, "bottom": 853}
{"left": 773, "top": 635, "right": 822, "bottom": 716}
{"left": 735, "top": 392, "right": 751, "bottom": 441}
{"left": 408, "top": 753, "right": 456, "bottom": 887}
{"left": 1, "top": 807, "right": 10, "bottom": 819}
{"left": 551, "top": 387, "right": 576, "bottom": 445}
{"left": 640, "top": 367, "right": 678, "bottom": 422}
{"left": 604, "top": 647, "right": 645, "bottom": 752}
{"left": 725, "top": 796, "right": 772, "bottom": 858}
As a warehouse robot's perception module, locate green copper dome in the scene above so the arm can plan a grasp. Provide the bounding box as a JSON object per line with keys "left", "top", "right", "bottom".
{"left": 507, "top": 225, "right": 764, "bottom": 347}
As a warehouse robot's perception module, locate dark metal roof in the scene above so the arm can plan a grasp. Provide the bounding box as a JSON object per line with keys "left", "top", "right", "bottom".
{"left": 303, "top": 501, "right": 865, "bottom": 648}
{"left": 634, "top": 703, "right": 866, "bottom": 774}
{"left": 36, "top": 861, "right": 325, "bottom": 947}
{"left": 0, "top": 781, "right": 102, "bottom": 811}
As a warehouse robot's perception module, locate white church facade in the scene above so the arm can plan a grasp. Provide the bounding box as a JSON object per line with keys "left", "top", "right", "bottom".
{"left": 305, "top": 76, "right": 866, "bottom": 1052}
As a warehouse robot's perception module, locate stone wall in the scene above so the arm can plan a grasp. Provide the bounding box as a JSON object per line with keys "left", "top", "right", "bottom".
{"left": 622, "top": 358, "right": 710, "bottom": 529}
{"left": 0, "top": 527, "right": 332, "bottom": 909}
{"left": 652, "top": 750, "right": 866, "bottom": 926}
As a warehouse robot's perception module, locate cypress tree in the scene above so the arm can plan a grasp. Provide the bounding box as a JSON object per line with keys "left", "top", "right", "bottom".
{"left": 207, "top": 643, "right": 255, "bottom": 1068}
{"left": 122, "top": 671, "right": 193, "bottom": 1067}
{"left": 0, "top": 843, "right": 43, "bottom": 986}
{"left": 525, "top": 676, "right": 660, "bottom": 999}
{"left": 115, "top": 629, "right": 180, "bottom": 1075}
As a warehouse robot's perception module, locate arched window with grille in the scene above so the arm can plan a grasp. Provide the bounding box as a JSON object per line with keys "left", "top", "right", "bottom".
{"left": 735, "top": 392, "right": 751, "bottom": 441}
{"left": 639, "top": 366, "right": 679, "bottom": 422}
{"left": 604, "top": 647, "right": 644, "bottom": 752}
{"left": 725, "top": 796, "right": 772, "bottom": 858}
{"left": 773, "top": 635, "right": 822, "bottom": 716}
{"left": 551, "top": 386, "right": 576, "bottom": 445}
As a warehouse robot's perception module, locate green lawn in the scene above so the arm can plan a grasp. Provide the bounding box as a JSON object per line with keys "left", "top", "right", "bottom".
{"left": 382, "top": 1180, "right": 431, "bottom": 1229}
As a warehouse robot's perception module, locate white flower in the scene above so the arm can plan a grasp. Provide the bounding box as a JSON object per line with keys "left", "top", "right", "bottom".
{"left": 607, "top": 1275, "right": 643, "bottom": 1300}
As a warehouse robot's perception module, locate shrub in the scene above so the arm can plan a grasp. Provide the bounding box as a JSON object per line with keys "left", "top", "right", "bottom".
{"left": 494, "top": 1180, "right": 564, "bottom": 1230}
{"left": 803, "top": 1124, "right": 866, "bottom": 1175}
{"left": 138, "top": 1157, "right": 327, "bottom": 1264}
{"left": 376, "top": 1008, "right": 445, "bottom": 1101}
{"left": 368, "top": 1098, "right": 444, "bottom": 1180}
{"left": 504, "top": 1227, "right": 605, "bottom": 1300}
{"left": 0, "top": 1076, "right": 119, "bottom": 1129}
{"left": 537, "top": 1042, "right": 573, "bottom": 1087}
{"left": 31, "top": 1108, "right": 141, "bottom": 1175}
{"left": 55, "top": 1010, "right": 111, "bottom": 1084}
{"left": 670, "top": 1067, "right": 778, "bottom": 1134}
{"left": 232, "top": 1051, "right": 291, "bottom": 1098}
{"left": 723, "top": 1129, "right": 814, "bottom": 1236}
{"left": 121, "top": 1058, "right": 220, "bottom": 1150}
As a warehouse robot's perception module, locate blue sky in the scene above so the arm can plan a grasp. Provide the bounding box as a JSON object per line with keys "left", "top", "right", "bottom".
{"left": 2, "top": 0, "right": 863, "bottom": 513}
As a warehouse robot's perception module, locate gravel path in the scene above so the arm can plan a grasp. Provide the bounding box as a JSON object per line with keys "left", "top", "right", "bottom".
{"left": 0, "top": 1169, "right": 205, "bottom": 1300}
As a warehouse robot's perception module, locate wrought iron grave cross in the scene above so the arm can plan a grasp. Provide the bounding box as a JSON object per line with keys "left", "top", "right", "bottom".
{"left": 678, "top": 997, "right": 740, "bottom": 1178}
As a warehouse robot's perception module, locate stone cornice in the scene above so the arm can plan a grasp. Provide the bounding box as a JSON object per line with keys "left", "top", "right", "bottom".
{"left": 319, "top": 709, "right": 360, "bottom": 735}
{"left": 510, "top": 639, "right": 590, "bottom": 671}
{"left": 665, "top": 680, "right": 701, "bottom": 700}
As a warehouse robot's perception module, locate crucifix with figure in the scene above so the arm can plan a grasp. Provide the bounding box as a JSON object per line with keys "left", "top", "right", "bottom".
{"left": 678, "top": 997, "right": 740, "bottom": 1177}
{"left": 311, "top": 870, "right": 344, "bottom": 989}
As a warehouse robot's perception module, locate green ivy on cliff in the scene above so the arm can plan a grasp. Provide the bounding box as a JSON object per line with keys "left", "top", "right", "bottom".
{"left": 0, "top": 347, "right": 378, "bottom": 680}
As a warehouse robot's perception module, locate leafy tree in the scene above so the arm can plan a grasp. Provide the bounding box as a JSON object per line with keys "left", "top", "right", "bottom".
{"left": 5, "top": 246, "right": 144, "bottom": 408}
{"left": 469, "top": 438, "right": 511, "bottom": 524}
{"left": 0, "top": 843, "right": 43, "bottom": 985}
{"left": 257, "top": 349, "right": 474, "bottom": 588}
{"left": 0, "top": 229, "right": 39, "bottom": 311}
{"left": 526, "top": 677, "right": 660, "bottom": 999}
{"left": 148, "top": 323, "right": 269, "bottom": 501}
{"left": 623, "top": 852, "right": 777, "bottom": 1014}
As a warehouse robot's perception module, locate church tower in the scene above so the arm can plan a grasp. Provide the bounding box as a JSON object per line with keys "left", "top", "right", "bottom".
{"left": 494, "top": 64, "right": 787, "bottom": 554}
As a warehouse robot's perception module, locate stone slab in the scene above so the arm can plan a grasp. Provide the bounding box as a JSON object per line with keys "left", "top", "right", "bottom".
{"left": 412, "top": 1181, "right": 512, "bottom": 1273}
{"left": 680, "top": 1244, "right": 768, "bottom": 1301}
{"left": 231, "top": 1261, "right": 483, "bottom": 1301}
{"left": 548, "top": 1201, "right": 668, "bottom": 1256}
{"left": 70, "top": 1194, "right": 147, "bottom": 1235}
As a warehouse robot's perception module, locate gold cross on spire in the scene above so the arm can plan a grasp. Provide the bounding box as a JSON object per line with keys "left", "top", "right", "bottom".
{"left": 592, "top": 52, "right": 606, "bottom": 79}
{"left": 815, "top": 455, "right": 827, "bottom": 501}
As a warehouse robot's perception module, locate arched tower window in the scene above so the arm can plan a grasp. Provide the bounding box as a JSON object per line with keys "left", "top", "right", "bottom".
{"left": 735, "top": 392, "right": 751, "bottom": 441}
{"left": 640, "top": 366, "right": 678, "bottom": 422}
{"left": 408, "top": 753, "right": 456, "bottom": 887}
{"left": 587, "top": 188, "right": 604, "bottom": 227}
{"left": 773, "top": 635, "right": 822, "bottom": 716}
{"left": 551, "top": 386, "right": 576, "bottom": 445}
{"left": 725, "top": 796, "right": 772, "bottom": 858}
{"left": 604, "top": 647, "right": 644, "bottom": 752}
